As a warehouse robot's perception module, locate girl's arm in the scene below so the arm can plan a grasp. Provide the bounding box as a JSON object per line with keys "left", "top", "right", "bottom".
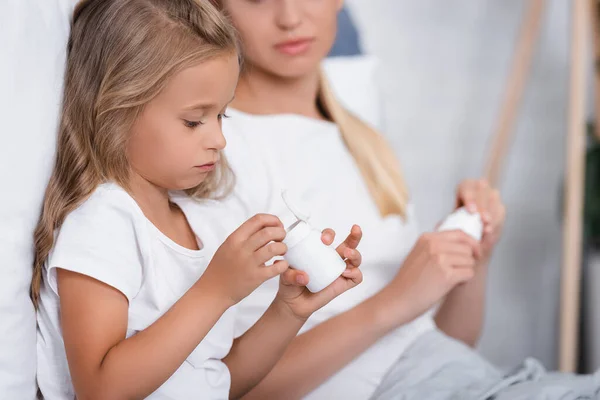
{"left": 227, "top": 227, "right": 365, "bottom": 400}
{"left": 58, "top": 269, "right": 232, "bottom": 400}
{"left": 59, "top": 213, "right": 290, "bottom": 400}
{"left": 224, "top": 296, "right": 306, "bottom": 399}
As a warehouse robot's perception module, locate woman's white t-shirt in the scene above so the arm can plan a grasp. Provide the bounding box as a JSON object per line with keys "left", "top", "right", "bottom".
{"left": 36, "top": 183, "right": 236, "bottom": 400}
{"left": 219, "top": 109, "right": 436, "bottom": 400}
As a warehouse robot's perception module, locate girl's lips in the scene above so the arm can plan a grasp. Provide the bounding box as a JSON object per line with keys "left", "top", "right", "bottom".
{"left": 195, "top": 162, "right": 216, "bottom": 172}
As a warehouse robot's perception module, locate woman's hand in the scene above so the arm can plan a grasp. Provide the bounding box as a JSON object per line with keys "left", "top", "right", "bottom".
{"left": 274, "top": 225, "right": 363, "bottom": 320}
{"left": 455, "top": 179, "right": 506, "bottom": 258}
{"left": 202, "top": 214, "right": 290, "bottom": 306}
{"left": 384, "top": 230, "right": 481, "bottom": 325}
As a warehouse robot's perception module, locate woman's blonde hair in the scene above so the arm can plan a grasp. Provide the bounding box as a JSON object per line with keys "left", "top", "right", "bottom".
{"left": 31, "top": 0, "right": 239, "bottom": 306}
{"left": 318, "top": 70, "right": 409, "bottom": 218}
{"left": 210, "top": 0, "right": 408, "bottom": 218}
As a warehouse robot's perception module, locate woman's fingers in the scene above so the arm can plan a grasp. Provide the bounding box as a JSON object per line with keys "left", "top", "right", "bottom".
{"left": 435, "top": 230, "right": 482, "bottom": 258}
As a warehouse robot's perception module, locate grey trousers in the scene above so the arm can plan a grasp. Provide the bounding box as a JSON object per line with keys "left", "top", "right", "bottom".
{"left": 371, "top": 329, "right": 600, "bottom": 400}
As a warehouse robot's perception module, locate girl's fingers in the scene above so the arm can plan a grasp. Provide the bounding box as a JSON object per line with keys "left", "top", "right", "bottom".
{"left": 254, "top": 241, "right": 287, "bottom": 265}
{"left": 264, "top": 259, "right": 290, "bottom": 279}
{"left": 342, "top": 267, "right": 363, "bottom": 284}
{"left": 343, "top": 248, "right": 362, "bottom": 268}
{"left": 321, "top": 228, "right": 336, "bottom": 246}
{"left": 336, "top": 225, "right": 363, "bottom": 259}
{"left": 280, "top": 268, "right": 309, "bottom": 286}
{"left": 247, "top": 226, "right": 287, "bottom": 251}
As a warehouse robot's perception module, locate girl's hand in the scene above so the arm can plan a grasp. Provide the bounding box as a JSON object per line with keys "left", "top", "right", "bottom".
{"left": 455, "top": 179, "right": 506, "bottom": 258}
{"left": 202, "top": 214, "right": 290, "bottom": 306}
{"left": 275, "top": 225, "right": 363, "bottom": 320}
{"left": 386, "top": 230, "right": 481, "bottom": 324}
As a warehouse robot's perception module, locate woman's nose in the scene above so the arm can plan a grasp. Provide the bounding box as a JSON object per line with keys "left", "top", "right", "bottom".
{"left": 275, "top": 0, "right": 302, "bottom": 32}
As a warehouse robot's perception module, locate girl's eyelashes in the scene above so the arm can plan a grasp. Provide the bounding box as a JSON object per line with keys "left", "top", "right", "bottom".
{"left": 183, "top": 113, "right": 229, "bottom": 128}
{"left": 183, "top": 120, "right": 204, "bottom": 128}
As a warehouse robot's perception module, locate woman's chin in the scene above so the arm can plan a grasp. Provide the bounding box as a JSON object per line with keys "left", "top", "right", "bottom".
{"left": 263, "top": 55, "right": 324, "bottom": 80}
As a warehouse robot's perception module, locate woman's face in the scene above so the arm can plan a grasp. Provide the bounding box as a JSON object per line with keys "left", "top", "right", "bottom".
{"left": 223, "top": 0, "right": 343, "bottom": 79}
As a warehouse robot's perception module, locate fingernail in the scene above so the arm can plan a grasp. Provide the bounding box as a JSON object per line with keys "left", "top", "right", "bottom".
{"left": 296, "top": 275, "right": 305, "bottom": 285}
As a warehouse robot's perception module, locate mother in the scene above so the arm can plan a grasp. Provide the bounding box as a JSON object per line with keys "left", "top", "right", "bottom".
{"left": 209, "top": 1, "right": 505, "bottom": 399}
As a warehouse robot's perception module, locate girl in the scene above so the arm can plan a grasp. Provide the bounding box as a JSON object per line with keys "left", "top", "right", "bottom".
{"left": 205, "top": 0, "right": 506, "bottom": 399}
{"left": 33, "top": 1, "right": 362, "bottom": 399}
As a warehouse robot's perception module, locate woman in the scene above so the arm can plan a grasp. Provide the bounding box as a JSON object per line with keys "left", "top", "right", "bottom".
{"left": 209, "top": 1, "right": 505, "bottom": 399}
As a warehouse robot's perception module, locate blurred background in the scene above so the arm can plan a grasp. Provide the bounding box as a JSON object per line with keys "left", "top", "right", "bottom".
{"left": 333, "top": 0, "right": 599, "bottom": 372}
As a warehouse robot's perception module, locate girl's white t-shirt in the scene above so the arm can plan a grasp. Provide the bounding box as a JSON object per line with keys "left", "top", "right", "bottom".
{"left": 36, "top": 183, "right": 236, "bottom": 400}
{"left": 219, "top": 109, "right": 436, "bottom": 400}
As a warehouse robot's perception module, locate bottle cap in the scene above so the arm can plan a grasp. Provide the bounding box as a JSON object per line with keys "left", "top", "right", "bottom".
{"left": 281, "top": 190, "right": 310, "bottom": 222}
{"left": 280, "top": 189, "right": 312, "bottom": 232}
{"left": 283, "top": 220, "right": 311, "bottom": 248}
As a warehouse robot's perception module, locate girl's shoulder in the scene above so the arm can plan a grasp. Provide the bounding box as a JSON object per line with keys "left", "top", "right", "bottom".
{"left": 48, "top": 182, "right": 147, "bottom": 303}
{"left": 57, "top": 182, "right": 148, "bottom": 248}
{"left": 68, "top": 182, "right": 144, "bottom": 222}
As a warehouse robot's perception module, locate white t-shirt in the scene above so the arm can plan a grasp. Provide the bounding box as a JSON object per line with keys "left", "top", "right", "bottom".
{"left": 36, "top": 183, "right": 237, "bottom": 400}
{"left": 219, "top": 109, "right": 436, "bottom": 400}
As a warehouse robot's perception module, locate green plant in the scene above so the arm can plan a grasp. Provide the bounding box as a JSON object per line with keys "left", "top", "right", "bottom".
{"left": 585, "top": 123, "right": 600, "bottom": 247}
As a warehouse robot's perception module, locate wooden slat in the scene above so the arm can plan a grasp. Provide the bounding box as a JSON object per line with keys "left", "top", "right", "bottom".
{"left": 559, "top": 0, "right": 589, "bottom": 373}
{"left": 484, "top": 0, "right": 546, "bottom": 186}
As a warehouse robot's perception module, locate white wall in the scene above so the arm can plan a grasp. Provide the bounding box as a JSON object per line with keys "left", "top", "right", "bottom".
{"left": 346, "top": 0, "right": 569, "bottom": 369}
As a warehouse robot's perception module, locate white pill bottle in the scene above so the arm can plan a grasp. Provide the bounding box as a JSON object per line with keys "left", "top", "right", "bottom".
{"left": 437, "top": 207, "right": 483, "bottom": 241}
{"left": 280, "top": 190, "right": 347, "bottom": 293}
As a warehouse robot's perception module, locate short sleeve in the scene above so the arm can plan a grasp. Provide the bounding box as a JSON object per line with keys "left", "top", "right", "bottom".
{"left": 46, "top": 186, "right": 145, "bottom": 302}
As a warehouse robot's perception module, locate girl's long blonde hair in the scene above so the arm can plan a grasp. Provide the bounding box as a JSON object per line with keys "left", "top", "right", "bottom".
{"left": 31, "top": 0, "right": 239, "bottom": 306}
{"left": 318, "top": 70, "right": 409, "bottom": 218}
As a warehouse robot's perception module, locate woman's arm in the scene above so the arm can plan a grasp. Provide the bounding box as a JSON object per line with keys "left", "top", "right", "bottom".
{"left": 434, "top": 258, "right": 489, "bottom": 347}
{"left": 434, "top": 179, "right": 506, "bottom": 346}
{"left": 241, "top": 229, "right": 481, "bottom": 400}
{"left": 58, "top": 269, "right": 232, "bottom": 400}
{"left": 241, "top": 285, "right": 411, "bottom": 400}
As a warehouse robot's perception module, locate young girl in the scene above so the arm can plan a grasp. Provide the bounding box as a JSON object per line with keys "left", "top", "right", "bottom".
{"left": 32, "top": 1, "right": 362, "bottom": 399}
{"left": 202, "top": 1, "right": 506, "bottom": 399}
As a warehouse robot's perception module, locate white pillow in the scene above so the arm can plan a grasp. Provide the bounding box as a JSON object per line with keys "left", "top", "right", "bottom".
{"left": 0, "top": 0, "right": 75, "bottom": 397}
{"left": 322, "top": 55, "right": 383, "bottom": 131}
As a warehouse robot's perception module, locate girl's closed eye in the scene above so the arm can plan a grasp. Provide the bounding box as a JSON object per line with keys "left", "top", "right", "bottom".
{"left": 218, "top": 113, "right": 230, "bottom": 121}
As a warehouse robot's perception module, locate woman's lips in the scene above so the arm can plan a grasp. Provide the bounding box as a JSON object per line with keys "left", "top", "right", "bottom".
{"left": 274, "top": 38, "right": 314, "bottom": 56}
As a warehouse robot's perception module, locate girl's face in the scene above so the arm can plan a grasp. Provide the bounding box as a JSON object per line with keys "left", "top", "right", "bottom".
{"left": 223, "top": 0, "right": 343, "bottom": 79}
{"left": 127, "top": 53, "right": 239, "bottom": 191}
